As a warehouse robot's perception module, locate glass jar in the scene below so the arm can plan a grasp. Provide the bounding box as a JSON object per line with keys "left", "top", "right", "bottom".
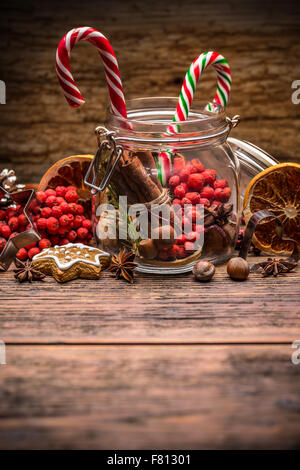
{"left": 85, "top": 97, "right": 242, "bottom": 274}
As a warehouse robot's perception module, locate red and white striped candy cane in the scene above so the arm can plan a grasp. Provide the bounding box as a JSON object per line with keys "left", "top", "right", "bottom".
{"left": 56, "top": 27, "right": 127, "bottom": 118}
{"left": 168, "top": 51, "right": 231, "bottom": 134}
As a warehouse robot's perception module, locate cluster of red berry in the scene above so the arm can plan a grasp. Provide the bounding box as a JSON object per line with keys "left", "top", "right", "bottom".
{"left": 157, "top": 157, "right": 231, "bottom": 261}
{"left": 169, "top": 157, "right": 231, "bottom": 207}
{"left": 0, "top": 186, "right": 92, "bottom": 261}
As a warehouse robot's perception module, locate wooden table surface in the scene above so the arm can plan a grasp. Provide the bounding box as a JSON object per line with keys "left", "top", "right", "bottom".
{"left": 0, "top": 255, "right": 299, "bottom": 449}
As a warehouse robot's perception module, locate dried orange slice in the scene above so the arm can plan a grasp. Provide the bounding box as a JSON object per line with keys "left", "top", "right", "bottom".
{"left": 38, "top": 155, "right": 94, "bottom": 217}
{"left": 243, "top": 163, "right": 300, "bottom": 254}
{"left": 38, "top": 155, "right": 93, "bottom": 200}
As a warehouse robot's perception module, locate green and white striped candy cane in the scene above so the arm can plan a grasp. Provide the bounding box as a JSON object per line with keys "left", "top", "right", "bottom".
{"left": 156, "top": 51, "right": 231, "bottom": 184}
{"left": 156, "top": 150, "right": 173, "bottom": 186}
{"left": 168, "top": 51, "right": 232, "bottom": 135}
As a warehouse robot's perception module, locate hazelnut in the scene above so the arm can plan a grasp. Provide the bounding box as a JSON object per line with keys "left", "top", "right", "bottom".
{"left": 138, "top": 239, "right": 158, "bottom": 260}
{"left": 152, "top": 225, "right": 175, "bottom": 247}
{"left": 193, "top": 260, "right": 215, "bottom": 282}
{"left": 227, "top": 257, "right": 250, "bottom": 281}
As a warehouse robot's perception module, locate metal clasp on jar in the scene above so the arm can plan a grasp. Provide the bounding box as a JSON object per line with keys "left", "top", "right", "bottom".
{"left": 84, "top": 126, "right": 123, "bottom": 194}
{"left": 226, "top": 115, "right": 240, "bottom": 130}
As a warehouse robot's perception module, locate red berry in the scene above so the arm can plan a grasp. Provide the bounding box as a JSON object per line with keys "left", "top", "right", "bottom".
{"left": 75, "top": 204, "right": 84, "bottom": 216}
{"left": 214, "top": 179, "right": 228, "bottom": 189}
{"left": 187, "top": 173, "right": 204, "bottom": 191}
{"left": 181, "top": 197, "right": 192, "bottom": 207}
{"left": 40, "top": 207, "right": 52, "bottom": 218}
{"left": 9, "top": 231, "right": 18, "bottom": 239}
{"left": 55, "top": 186, "right": 67, "bottom": 197}
{"left": 59, "top": 215, "right": 69, "bottom": 227}
{"left": 77, "top": 227, "right": 88, "bottom": 240}
{"left": 67, "top": 230, "right": 77, "bottom": 242}
{"left": 59, "top": 202, "right": 70, "bottom": 214}
{"left": 45, "top": 188, "right": 56, "bottom": 197}
{"left": 28, "top": 247, "right": 41, "bottom": 259}
{"left": 68, "top": 203, "right": 78, "bottom": 215}
{"left": 82, "top": 219, "right": 92, "bottom": 231}
{"left": 32, "top": 202, "right": 41, "bottom": 215}
{"left": 50, "top": 235, "right": 60, "bottom": 246}
{"left": 58, "top": 226, "right": 69, "bottom": 236}
{"left": 65, "top": 185, "right": 77, "bottom": 192}
{"left": 0, "top": 224, "right": 11, "bottom": 239}
{"left": 186, "top": 231, "right": 198, "bottom": 242}
{"left": 173, "top": 156, "right": 185, "bottom": 174}
{"left": 199, "top": 198, "right": 210, "bottom": 207}
{"left": 0, "top": 209, "right": 6, "bottom": 220}
{"left": 176, "top": 246, "right": 187, "bottom": 258}
{"left": 169, "top": 175, "right": 180, "bottom": 187}
{"left": 59, "top": 238, "right": 69, "bottom": 246}
{"left": 8, "top": 216, "right": 19, "bottom": 231}
{"left": 47, "top": 217, "right": 59, "bottom": 234}
{"left": 184, "top": 241, "right": 195, "bottom": 252}
{"left": 74, "top": 215, "right": 83, "bottom": 228}
{"left": 221, "top": 187, "right": 231, "bottom": 202}
{"left": 214, "top": 187, "right": 231, "bottom": 202}
{"left": 185, "top": 162, "right": 198, "bottom": 175}
{"left": 56, "top": 196, "right": 65, "bottom": 205}
{"left": 185, "top": 192, "right": 201, "bottom": 204}
{"left": 176, "top": 234, "right": 186, "bottom": 245}
{"left": 15, "top": 204, "right": 23, "bottom": 215}
{"left": 174, "top": 184, "right": 187, "bottom": 199}
{"left": 191, "top": 158, "right": 205, "bottom": 172}
{"left": 45, "top": 195, "right": 58, "bottom": 207}
{"left": 200, "top": 186, "right": 214, "bottom": 201}
{"left": 67, "top": 213, "right": 74, "bottom": 224}
{"left": 0, "top": 237, "right": 6, "bottom": 252}
{"left": 168, "top": 244, "right": 180, "bottom": 258}
{"left": 26, "top": 242, "right": 37, "bottom": 250}
{"left": 39, "top": 238, "right": 51, "bottom": 250}
{"left": 16, "top": 247, "right": 27, "bottom": 260}
{"left": 201, "top": 170, "right": 216, "bottom": 186}
{"left": 51, "top": 205, "right": 63, "bottom": 218}
{"left": 36, "top": 191, "right": 47, "bottom": 203}
{"left": 211, "top": 200, "right": 222, "bottom": 207}
{"left": 37, "top": 218, "right": 47, "bottom": 230}
{"left": 6, "top": 208, "right": 17, "bottom": 219}
{"left": 172, "top": 199, "right": 182, "bottom": 208}
{"left": 179, "top": 168, "right": 190, "bottom": 182}
{"left": 65, "top": 190, "right": 78, "bottom": 203}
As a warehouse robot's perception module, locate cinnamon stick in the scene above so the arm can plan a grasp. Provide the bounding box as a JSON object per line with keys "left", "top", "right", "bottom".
{"left": 120, "top": 155, "right": 162, "bottom": 202}
{"left": 134, "top": 150, "right": 163, "bottom": 191}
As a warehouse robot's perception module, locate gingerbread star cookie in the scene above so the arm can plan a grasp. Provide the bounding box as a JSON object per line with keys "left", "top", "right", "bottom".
{"left": 32, "top": 243, "right": 111, "bottom": 283}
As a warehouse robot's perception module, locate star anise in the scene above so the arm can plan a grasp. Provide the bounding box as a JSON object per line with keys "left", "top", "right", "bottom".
{"left": 108, "top": 248, "right": 137, "bottom": 283}
{"left": 13, "top": 259, "right": 46, "bottom": 283}
{"left": 204, "top": 203, "right": 233, "bottom": 227}
{"left": 252, "top": 257, "right": 298, "bottom": 277}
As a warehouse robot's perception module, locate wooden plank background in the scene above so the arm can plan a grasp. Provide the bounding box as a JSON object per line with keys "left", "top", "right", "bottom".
{"left": 0, "top": 0, "right": 300, "bottom": 182}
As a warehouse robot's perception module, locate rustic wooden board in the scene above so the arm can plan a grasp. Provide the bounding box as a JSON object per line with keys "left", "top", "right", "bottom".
{"left": 0, "top": 345, "right": 299, "bottom": 449}
{"left": 0, "top": 1, "right": 300, "bottom": 181}
{"left": 0, "top": 257, "right": 299, "bottom": 343}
